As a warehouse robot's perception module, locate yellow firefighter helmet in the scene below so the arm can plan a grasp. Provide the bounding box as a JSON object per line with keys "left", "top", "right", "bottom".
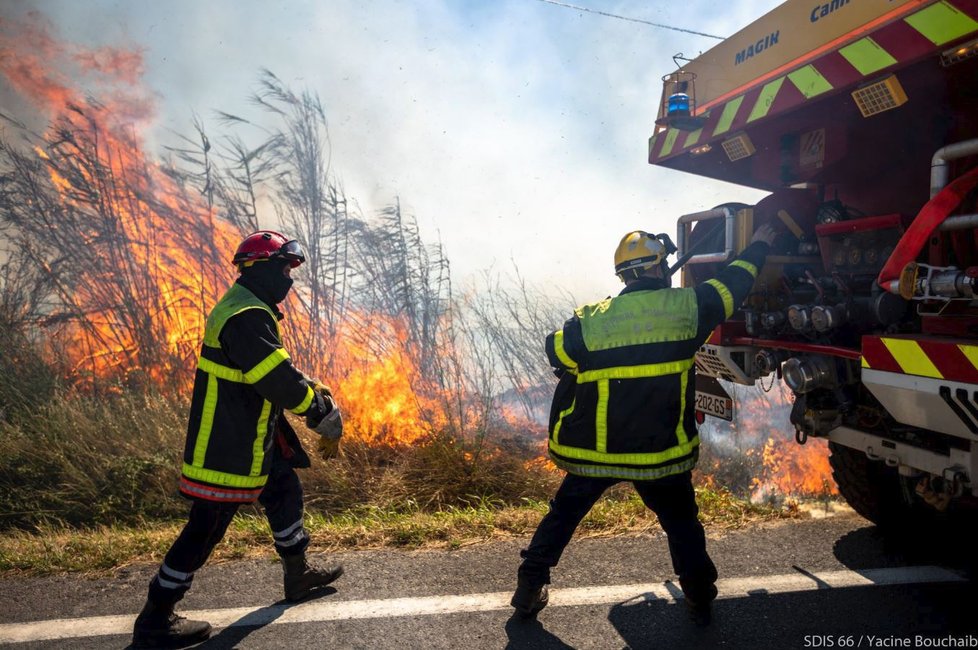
{"left": 614, "top": 231, "right": 668, "bottom": 280}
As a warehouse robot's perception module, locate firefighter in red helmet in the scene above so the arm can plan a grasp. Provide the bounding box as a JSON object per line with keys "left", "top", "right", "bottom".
{"left": 133, "top": 230, "right": 344, "bottom": 649}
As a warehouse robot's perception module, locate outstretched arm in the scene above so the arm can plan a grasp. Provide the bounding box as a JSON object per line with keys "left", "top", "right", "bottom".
{"left": 694, "top": 224, "right": 775, "bottom": 338}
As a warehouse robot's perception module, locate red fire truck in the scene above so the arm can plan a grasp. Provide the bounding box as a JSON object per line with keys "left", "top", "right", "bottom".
{"left": 650, "top": 0, "right": 978, "bottom": 525}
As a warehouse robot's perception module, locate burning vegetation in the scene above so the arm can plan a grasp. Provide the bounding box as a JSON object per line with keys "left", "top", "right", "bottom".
{"left": 0, "top": 13, "right": 834, "bottom": 532}
{"left": 697, "top": 380, "right": 838, "bottom": 502}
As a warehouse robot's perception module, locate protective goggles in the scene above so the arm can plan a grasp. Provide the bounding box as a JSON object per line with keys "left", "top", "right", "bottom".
{"left": 273, "top": 240, "right": 306, "bottom": 267}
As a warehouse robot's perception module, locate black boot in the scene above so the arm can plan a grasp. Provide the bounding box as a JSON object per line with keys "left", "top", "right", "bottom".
{"left": 511, "top": 577, "right": 549, "bottom": 619}
{"left": 680, "top": 577, "right": 717, "bottom": 627}
{"left": 131, "top": 599, "right": 211, "bottom": 649}
{"left": 282, "top": 553, "right": 343, "bottom": 602}
{"left": 685, "top": 596, "right": 713, "bottom": 626}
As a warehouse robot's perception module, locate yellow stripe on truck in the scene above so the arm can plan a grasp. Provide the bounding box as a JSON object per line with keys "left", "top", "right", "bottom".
{"left": 659, "top": 128, "right": 680, "bottom": 156}
{"left": 714, "top": 96, "right": 744, "bottom": 135}
{"left": 881, "top": 338, "right": 943, "bottom": 378}
{"left": 839, "top": 37, "right": 897, "bottom": 76}
{"left": 904, "top": 0, "right": 978, "bottom": 46}
{"left": 958, "top": 344, "right": 978, "bottom": 374}
{"left": 787, "top": 65, "right": 833, "bottom": 99}
{"left": 747, "top": 77, "right": 785, "bottom": 123}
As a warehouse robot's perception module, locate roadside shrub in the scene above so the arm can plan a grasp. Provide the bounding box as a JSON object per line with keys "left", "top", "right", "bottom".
{"left": 0, "top": 392, "right": 187, "bottom": 530}
{"left": 0, "top": 328, "right": 58, "bottom": 426}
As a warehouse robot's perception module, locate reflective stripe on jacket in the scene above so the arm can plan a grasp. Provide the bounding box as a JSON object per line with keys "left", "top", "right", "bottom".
{"left": 546, "top": 241, "right": 769, "bottom": 481}
{"left": 180, "top": 282, "right": 316, "bottom": 502}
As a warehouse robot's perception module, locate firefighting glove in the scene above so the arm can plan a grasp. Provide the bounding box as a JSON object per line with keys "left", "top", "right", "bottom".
{"left": 305, "top": 389, "right": 341, "bottom": 434}
{"left": 303, "top": 375, "right": 328, "bottom": 396}
{"left": 313, "top": 401, "right": 343, "bottom": 460}
{"left": 317, "top": 435, "right": 341, "bottom": 461}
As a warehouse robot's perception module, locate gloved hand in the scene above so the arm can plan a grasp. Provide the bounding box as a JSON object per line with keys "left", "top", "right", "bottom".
{"left": 305, "top": 387, "right": 344, "bottom": 440}
{"left": 317, "top": 435, "right": 341, "bottom": 460}
{"left": 751, "top": 223, "right": 778, "bottom": 246}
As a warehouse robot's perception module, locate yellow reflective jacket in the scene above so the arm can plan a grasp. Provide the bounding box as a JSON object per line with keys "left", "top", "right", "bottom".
{"left": 180, "top": 281, "right": 315, "bottom": 502}
{"left": 546, "top": 241, "right": 769, "bottom": 481}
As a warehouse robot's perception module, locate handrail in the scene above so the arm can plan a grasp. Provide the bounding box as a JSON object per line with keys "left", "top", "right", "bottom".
{"left": 676, "top": 206, "right": 736, "bottom": 267}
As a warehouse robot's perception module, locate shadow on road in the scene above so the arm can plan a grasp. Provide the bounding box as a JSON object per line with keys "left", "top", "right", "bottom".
{"left": 607, "top": 592, "right": 720, "bottom": 650}
{"left": 504, "top": 613, "right": 575, "bottom": 649}
{"left": 608, "top": 584, "right": 977, "bottom": 650}
{"left": 832, "top": 520, "right": 978, "bottom": 579}
{"left": 191, "top": 587, "right": 339, "bottom": 649}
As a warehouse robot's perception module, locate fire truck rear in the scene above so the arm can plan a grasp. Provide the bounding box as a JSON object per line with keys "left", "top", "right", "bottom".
{"left": 650, "top": 0, "right": 978, "bottom": 525}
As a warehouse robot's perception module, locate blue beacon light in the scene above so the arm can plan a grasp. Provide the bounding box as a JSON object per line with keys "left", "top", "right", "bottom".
{"left": 667, "top": 92, "right": 691, "bottom": 118}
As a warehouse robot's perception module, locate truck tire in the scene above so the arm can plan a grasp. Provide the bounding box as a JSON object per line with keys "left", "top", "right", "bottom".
{"left": 828, "top": 441, "right": 914, "bottom": 528}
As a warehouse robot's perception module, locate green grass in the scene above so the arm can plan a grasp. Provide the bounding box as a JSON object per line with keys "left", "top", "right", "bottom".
{"left": 0, "top": 487, "right": 799, "bottom": 576}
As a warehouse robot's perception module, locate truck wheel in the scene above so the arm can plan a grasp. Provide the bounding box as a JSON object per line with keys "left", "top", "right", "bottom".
{"left": 828, "top": 442, "right": 914, "bottom": 528}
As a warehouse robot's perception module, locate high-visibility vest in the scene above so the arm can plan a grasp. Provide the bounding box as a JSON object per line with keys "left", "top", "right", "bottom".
{"left": 179, "top": 283, "right": 312, "bottom": 502}
{"left": 547, "top": 287, "right": 704, "bottom": 481}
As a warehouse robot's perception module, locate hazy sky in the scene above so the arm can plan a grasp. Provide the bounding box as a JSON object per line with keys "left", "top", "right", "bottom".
{"left": 1, "top": 0, "right": 780, "bottom": 300}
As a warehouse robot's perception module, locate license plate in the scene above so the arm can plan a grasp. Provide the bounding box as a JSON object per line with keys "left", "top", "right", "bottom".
{"left": 694, "top": 374, "right": 733, "bottom": 421}
{"left": 695, "top": 391, "right": 733, "bottom": 421}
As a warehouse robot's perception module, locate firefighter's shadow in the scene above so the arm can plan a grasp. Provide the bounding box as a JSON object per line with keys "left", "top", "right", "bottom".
{"left": 192, "top": 587, "right": 338, "bottom": 649}
{"left": 606, "top": 584, "right": 722, "bottom": 650}
{"left": 504, "top": 613, "right": 575, "bottom": 649}
{"left": 608, "top": 589, "right": 832, "bottom": 650}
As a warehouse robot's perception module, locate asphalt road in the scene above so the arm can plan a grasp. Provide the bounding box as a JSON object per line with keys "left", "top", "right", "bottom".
{"left": 1, "top": 508, "right": 976, "bottom": 649}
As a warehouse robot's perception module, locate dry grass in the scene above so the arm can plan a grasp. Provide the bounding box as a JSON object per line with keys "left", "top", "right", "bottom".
{"left": 0, "top": 392, "right": 190, "bottom": 529}
{"left": 0, "top": 391, "right": 557, "bottom": 531}
{"left": 0, "top": 487, "right": 798, "bottom": 576}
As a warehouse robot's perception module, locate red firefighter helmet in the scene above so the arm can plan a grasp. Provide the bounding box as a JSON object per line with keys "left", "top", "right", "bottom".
{"left": 232, "top": 230, "right": 305, "bottom": 268}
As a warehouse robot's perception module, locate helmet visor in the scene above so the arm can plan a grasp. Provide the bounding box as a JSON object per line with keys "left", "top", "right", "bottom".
{"left": 276, "top": 240, "right": 306, "bottom": 267}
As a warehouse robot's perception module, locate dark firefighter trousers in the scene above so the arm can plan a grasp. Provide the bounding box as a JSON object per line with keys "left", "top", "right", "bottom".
{"left": 148, "top": 459, "right": 310, "bottom": 605}
{"left": 518, "top": 471, "right": 719, "bottom": 604}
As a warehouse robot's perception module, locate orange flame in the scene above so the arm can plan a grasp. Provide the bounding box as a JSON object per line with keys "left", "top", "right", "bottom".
{"left": 1, "top": 13, "right": 236, "bottom": 387}
{"left": 0, "top": 13, "right": 512, "bottom": 449}
{"left": 752, "top": 436, "right": 837, "bottom": 498}
{"left": 739, "top": 382, "right": 838, "bottom": 499}
{"left": 694, "top": 380, "right": 839, "bottom": 499}
{"left": 325, "top": 318, "right": 448, "bottom": 444}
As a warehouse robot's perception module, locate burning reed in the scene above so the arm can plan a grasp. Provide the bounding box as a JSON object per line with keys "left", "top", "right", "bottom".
{"left": 0, "top": 14, "right": 538, "bottom": 531}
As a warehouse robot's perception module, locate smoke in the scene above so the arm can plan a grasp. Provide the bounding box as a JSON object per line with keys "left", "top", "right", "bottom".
{"left": 2, "top": 0, "right": 777, "bottom": 302}
{"left": 0, "top": 11, "right": 153, "bottom": 128}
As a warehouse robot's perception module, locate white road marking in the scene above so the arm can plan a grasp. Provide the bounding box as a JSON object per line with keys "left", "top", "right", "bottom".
{"left": 0, "top": 566, "right": 964, "bottom": 644}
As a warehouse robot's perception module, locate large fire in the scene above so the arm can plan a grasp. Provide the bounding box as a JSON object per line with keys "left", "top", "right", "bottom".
{"left": 326, "top": 319, "right": 449, "bottom": 444}
{"left": 0, "top": 12, "right": 446, "bottom": 447}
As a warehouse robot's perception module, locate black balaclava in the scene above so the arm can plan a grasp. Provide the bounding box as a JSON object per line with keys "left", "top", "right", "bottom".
{"left": 239, "top": 259, "right": 293, "bottom": 306}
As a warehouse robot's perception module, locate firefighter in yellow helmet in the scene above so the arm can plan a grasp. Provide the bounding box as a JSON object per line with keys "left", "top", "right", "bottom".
{"left": 512, "top": 223, "right": 777, "bottom": 625}
{"left": 132, "top": 231, "right": 344, "bottom": 649}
